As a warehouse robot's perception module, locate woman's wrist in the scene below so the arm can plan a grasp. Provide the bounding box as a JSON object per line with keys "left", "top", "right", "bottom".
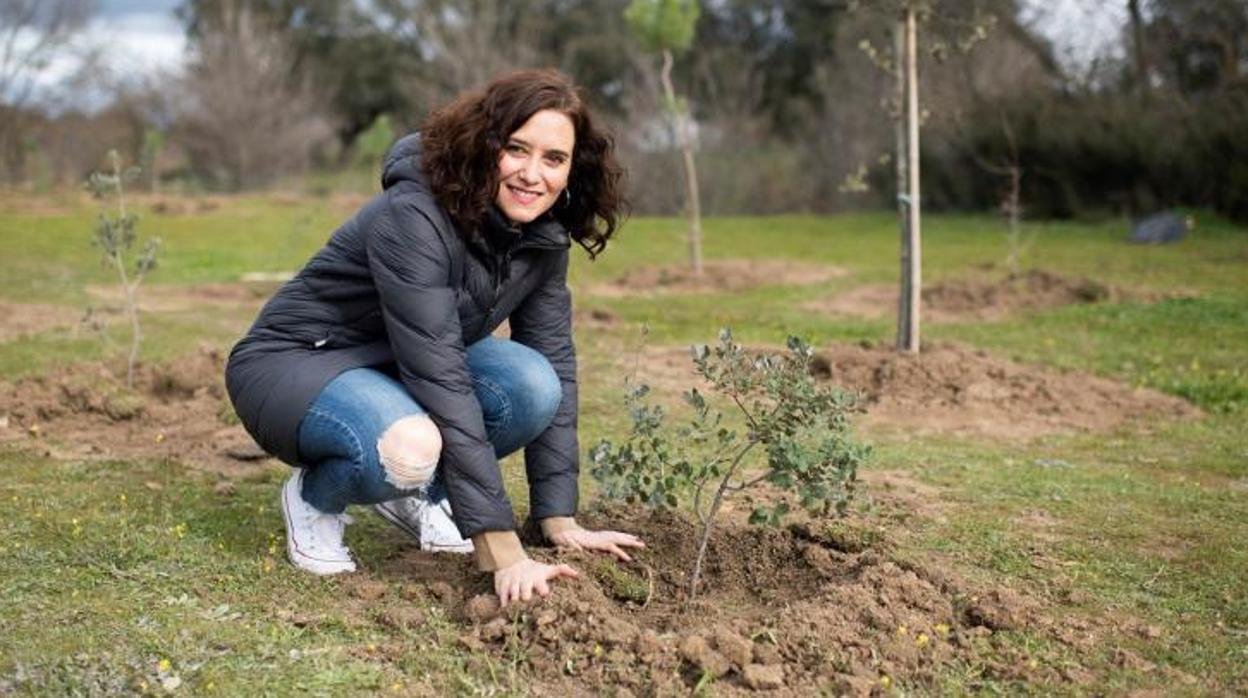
{"left": 539, "top": 516, "right": 581, "bottom": 540}
{"left": 472, "top": 530, "right": 528, "bottom": 571}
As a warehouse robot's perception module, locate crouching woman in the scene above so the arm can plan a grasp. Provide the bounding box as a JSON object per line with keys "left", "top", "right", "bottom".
{"left": 225, "top": 69, "right": 642, "bottom": 606}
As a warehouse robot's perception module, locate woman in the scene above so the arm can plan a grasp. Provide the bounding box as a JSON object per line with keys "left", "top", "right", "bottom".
{"left": 226, "top": 69, "right": 642, "bottom": 607}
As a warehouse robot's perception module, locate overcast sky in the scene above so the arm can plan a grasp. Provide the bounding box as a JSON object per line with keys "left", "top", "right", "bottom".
{"left": 30, "top": 0, "right": 1128, "bottom": 106}
{"left": 91, "top": 0, "right": 186, "bottom": 75}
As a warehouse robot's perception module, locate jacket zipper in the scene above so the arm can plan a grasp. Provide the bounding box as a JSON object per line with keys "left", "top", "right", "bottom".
{"left": 482, "top": 230, "right": 567, "bottom": 317}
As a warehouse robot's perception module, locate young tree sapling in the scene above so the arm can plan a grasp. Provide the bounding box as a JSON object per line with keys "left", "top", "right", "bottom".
{"left": 87, "top": 149, "right": 160, "bottom": 388}
{"left": 591, "top": 329, "right": 869, "bottom": 598}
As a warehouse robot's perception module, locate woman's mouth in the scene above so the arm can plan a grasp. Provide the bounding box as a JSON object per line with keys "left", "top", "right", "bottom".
{"left": 506, "top": 184, "right": 542, "bottom": 205}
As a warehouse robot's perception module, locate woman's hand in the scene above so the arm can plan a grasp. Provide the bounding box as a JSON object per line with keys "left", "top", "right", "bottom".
{"left": 494, "top": 558, "right": 579, "bottom": 608}
{"left": 548, "top": 528, "right": 646, "bottom": 562}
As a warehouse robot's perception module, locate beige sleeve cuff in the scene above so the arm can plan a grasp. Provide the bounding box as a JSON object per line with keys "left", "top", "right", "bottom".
{"left": 472, "top": 530, "right": 528, "bottom": 572}
{"left": 539, "top": 516, "right": 581, "bottom": 539}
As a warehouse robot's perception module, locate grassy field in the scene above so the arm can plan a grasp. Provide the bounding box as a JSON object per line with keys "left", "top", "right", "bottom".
{"left": 1, "top": 192, "right": 1245, "bottom": 695}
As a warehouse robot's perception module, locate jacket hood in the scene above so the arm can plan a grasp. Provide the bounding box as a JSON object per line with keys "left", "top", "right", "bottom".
{"left": 381, "top": 133, "right": 428, "bottom": 191}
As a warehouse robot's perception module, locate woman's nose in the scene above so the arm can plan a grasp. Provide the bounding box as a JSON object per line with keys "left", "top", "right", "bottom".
{"left": 518, "top": 157, "right": 540, "bottom": 184}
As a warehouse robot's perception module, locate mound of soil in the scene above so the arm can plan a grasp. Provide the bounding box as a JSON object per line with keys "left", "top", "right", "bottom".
{"left": 380, "top": 507, "right": 1067, "bottom": 695}
{"left": 630, "top": 342, "right": 1198, "bottom": 440}
{"left": 0, "top": 346, "right": 270, "bottom": 477}
{"left": 593, "top": 260, "right": 845, "bottom": 298}
{"left": 810, "top": 343, "right": 1199, "bottom": 439}
{"left": 807, "top": 269, "right": 1152, "bottom": 322}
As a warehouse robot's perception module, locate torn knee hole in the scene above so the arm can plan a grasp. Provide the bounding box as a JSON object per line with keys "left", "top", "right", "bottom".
{"left": 377, "top": 416, "right": 442, "bottom": 488}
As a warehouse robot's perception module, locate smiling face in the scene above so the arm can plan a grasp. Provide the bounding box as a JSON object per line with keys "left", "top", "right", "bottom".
{"left": 495, "top": 109, "right": 576, "bottom": 225}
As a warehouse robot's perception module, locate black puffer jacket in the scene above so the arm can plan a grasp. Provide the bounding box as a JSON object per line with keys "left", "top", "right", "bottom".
{"left": 225, "top": 135, "right": 578, "bottom": 538}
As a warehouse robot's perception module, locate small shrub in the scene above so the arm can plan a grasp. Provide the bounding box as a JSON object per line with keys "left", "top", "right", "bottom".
{"left": 590, "top": 329, "right": 870, "bottom": 598}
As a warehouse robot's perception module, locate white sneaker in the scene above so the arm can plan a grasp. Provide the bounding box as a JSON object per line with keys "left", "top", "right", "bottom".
{"left": 281, "top": 470, "right": 356, "bottom": 575}
{"left": 374, "top": 496, "right": 474, "bottom": 554}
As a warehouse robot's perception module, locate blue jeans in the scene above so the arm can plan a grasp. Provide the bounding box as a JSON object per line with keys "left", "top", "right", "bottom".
{"left": 295, "top": 337, "right": 562, "bottom": 513}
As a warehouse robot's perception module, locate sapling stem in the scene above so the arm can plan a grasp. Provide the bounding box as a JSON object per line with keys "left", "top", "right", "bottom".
{"left": 690, "top": 440, "right": 756, "bottom": 599}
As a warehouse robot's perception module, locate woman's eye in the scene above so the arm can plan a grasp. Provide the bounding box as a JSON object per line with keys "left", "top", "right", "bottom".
{"left": 506, "top": 143, "right": 526, "bottom": 154}
{"left": 546, "top": 154, "right": 567, "bottom": 166}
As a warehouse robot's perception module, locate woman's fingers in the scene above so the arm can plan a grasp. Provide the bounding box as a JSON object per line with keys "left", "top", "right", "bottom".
{"left": 609, "top": 532, "right": 645, "bottom": 548}
{"left": 497, "top": 561, "right": 581, "bottom": 608}
{"left": 602, "top": 542, "right": 631, "bottom": 561}
{"left": 581, "top": 531, "right": 645, "bottom": 557}
{"left": 614, "top": 531, "right": 643, "bottom": 549}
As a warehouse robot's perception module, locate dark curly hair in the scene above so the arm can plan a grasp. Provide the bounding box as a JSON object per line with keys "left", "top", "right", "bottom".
{"left": 421, "top": 69, "right": 627, "bottom": 258}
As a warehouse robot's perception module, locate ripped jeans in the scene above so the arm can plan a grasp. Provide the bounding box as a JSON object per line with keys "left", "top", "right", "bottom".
{"left": 294, "top": 337, "right": 562, "bottom": 514}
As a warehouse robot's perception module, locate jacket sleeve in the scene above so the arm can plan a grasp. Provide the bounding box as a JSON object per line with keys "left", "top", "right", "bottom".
{"left": 367, "top": 195, "right": 516, "bottom": 537}
{"left": 508, "top": 248, "right": 579, "bottom": 521}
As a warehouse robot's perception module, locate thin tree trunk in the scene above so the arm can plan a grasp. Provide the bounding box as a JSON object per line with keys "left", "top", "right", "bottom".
{"left": 660, "top": 48, "right": 703, "bottom": 276}
{"left": 112, "top": 172, "right": 140, "bottom": 388}
{"left": 894, "top": 20, "right": 911, "bottom": 351}
{"left": 901, "top": 5, "right": 921, "bottom": 354}
{"left": 1001, "top": 115, "right": 1023, "bottom": 276}
{"left": 1127, "top": 0, "right": 1149, "bottom": 95}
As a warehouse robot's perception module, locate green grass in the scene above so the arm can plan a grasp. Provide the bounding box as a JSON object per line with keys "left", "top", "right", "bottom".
{"left": 0, "top": 454, "right": 519, "bottom": 696}
{"left": 1, "top": 192, "right": 1246, "bottom": 694}
{"left": 936, "top": 296, "right": 1248, "bottom": 413}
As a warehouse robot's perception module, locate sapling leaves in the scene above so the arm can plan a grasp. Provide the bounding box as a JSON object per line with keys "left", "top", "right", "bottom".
{"left": 591, "top": 328, "right": 870, "bottom": 598}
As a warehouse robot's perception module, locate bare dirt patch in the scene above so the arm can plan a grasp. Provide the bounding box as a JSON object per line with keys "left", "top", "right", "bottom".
{"left": 0, "top": 345, "right": 272, "bottom": 478}
{"left": 592, "top": 259, "right": 846, "bottom": 298}
{"left": 0, "top": 192, "right": 87, "bottom": 215}
{"left": 85, "top": 282, "right": 274, "bottom": 314}
{"left": 374, "top": 506, "right": 1092, "bottom": 695}
{"left": 145, "top": 197, "right": 223, "bottom": 216}
{"left": 629, "top": 342, "right": 1199, "bottom": 440}
{"left": 0, "top": 302, "right": 82, "bottom": 342}
{"left": 806, "top": 269, "right": 1167, "bottom": 322}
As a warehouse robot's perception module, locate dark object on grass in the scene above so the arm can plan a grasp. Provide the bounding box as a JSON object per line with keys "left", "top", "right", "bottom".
{"left": 1130, "top": 212, "right": 1188, "bottom": 244}
{"left": 224, "top": 442, "right": 270, "bottom": 461}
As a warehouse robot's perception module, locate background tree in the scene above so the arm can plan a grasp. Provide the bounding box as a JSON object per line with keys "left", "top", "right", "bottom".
{"left": 0, "top": 0, "right": 93, "bottom": 182}
{"left": 625, "top": 0, "right": 705, "bottom": 275}
{"left": 173, "top": 2, "right": 334, "bottom": 189}
{"left": 384, "top": 0, "right": 543, "bottom": 116}
{"left": 847, "top": 0, "right": 1016, "bottom": 352}
{"left": 179, "top": 0, "right": 421, "bottom": 148}
{"left": 1142, "top": 0, "right": 1247, "bottom": 95}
